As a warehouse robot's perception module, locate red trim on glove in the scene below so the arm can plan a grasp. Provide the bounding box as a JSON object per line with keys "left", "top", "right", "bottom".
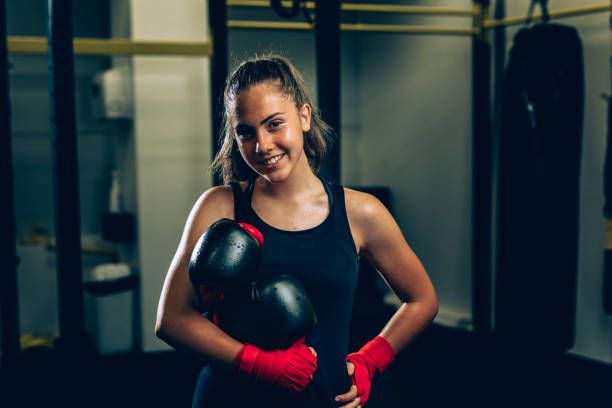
{"left": 233, "top": 339, "right": 317, "bottom": 392}
{"left": 237, "top": 222, "right": 264, "bottom": 246}
{"left": 347, "top": 336, "right": 395, "bottom": 405}
{"left": 198, "top": 285, "right": 225, "bottom": 308}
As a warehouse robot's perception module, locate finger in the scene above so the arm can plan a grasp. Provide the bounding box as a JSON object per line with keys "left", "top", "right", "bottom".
{"left": 338, "top": 396, "right": 361, "bottom": 408}
{"left": 309, "top": 347, "right": 317, "bottom": 357}
{"left": 346, "top": 361, "right": 355, "bottom": 376}
{"left": 335, "top": 385, "right": 358, "bottom": 402}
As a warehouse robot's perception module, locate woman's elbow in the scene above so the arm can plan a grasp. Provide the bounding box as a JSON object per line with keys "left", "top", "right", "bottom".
{"left": 155, "top": 307, "right": 176, "bottom": 341}
{"left": 426, "top": 287, "right": 439, "bottom": 319}
{"left": 155, "top": 316, "right": 168, "bottom": 340}
{"left": 429, "top": 297, "right": 439, "bottom": 321}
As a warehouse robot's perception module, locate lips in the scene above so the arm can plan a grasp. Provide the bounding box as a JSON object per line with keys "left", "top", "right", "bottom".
{"left": 257, "top": 153, "right": 285, "bottom": 165}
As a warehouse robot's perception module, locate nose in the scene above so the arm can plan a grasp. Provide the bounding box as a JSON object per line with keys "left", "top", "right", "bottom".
{"left": 255, "top": 130, "right": 274, "bottom": 154}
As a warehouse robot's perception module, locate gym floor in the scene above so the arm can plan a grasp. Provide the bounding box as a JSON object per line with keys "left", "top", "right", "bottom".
{"left": 1, "top": 323, "right": 609, "bottom": 408}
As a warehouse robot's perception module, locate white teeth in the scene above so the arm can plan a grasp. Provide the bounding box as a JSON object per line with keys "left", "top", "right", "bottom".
{"left": 263, "top": 154, "right": 283, "bottom": 165}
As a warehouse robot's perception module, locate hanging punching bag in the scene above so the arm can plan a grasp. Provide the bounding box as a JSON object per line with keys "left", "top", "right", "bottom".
{"left": 495, "top": 22, "right": 584, "bottom": 352}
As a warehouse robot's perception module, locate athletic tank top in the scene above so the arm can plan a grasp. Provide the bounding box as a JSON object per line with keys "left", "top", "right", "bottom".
{"left": 231, "top": 176, "right": 360, "bottom": 406}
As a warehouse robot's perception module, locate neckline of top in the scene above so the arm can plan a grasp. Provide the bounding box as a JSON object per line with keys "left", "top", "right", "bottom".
{"left": 245, "top": 176, "right": 334, "bottom": 234}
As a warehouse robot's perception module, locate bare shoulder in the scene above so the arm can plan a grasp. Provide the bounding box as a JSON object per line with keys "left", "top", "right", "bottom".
{"left": 182, "top": 185, "right": 233, "bottom": 238}
{"left": 193, "top": 184, "right": 235, "bottom": 223}
{"left": 343, "top": 187, "right": 392, "bottom": 252}
{"left": 197, "top": 184, "right": 234, "bottom": 210}
{"left": 343, "top": 187, "right": 388, "bottom": 224}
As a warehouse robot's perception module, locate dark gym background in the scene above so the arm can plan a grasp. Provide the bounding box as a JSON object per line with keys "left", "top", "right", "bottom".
{"left": 1, "top": 1, "right": 611, "bottom": 407}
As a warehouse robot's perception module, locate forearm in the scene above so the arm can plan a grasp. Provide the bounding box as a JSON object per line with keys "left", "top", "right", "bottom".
{"left": 378, "top": 298, "right": 438, "bottom": 353}
{"left": 156, "top": 310, "right": 243, "bottom": 368}
{"left": 343, "top": 300, "right": 436, "bottom": 405}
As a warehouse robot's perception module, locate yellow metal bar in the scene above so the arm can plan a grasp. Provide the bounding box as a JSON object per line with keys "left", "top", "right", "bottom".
{"left": 8, "top": 36, "right": 48, "bottom": 54}
{"left": 341, "top": 3, "right": 475, "bottom": 16}
{"left": 227, "top": 0, "right": 307, "bottom": 9}
{"left": 341, "top": 23, "right": 476, "bottom": 36}
{"left": 20, "top": 333, "right": 57, "bottom": 350}
{"left": 227, "top": 1, "right": 476, "bottom": 16}
{"left": 228, "top": 20, "right": 312, "bottom": 30}
{"left": 8, "top": 36, "right": 212, "bottom": 56}
{"left": 228, "top": 20, "right": 475, "bottom": 35}
{"left": 484, "top": 2, "right": 611, "bottom": 29}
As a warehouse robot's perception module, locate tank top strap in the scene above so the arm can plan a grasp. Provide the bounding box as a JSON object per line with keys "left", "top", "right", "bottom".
{"left": 319, "top": 177, "right": 355, "bottom": 250}
{"left": 318, "top": 176, "right": 335, "bottom": 210}
{"left": 229, "top": 179, "right": 255, "bottom": 220}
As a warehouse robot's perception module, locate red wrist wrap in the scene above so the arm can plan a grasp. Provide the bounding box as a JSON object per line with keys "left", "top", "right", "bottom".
{"left": 358, "top": 335, "right": 395, "bottom": 376}
{"left": 233, "top": 339, "right": 317, "bottom": 392}
{"left": 347, "top": 336, "right": 395, "bottom": 405}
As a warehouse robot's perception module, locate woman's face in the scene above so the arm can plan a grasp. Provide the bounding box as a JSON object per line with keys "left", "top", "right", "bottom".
{"left": 233, "top": 81, "right": 311, "bottom": 183}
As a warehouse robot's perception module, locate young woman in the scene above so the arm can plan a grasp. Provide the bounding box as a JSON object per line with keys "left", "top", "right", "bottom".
{"left": 155, "top": 54, "right": 438, "bottom": 408}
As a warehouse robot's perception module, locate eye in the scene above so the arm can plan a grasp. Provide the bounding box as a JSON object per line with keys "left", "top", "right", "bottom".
{"left": 267, "top": 120, "right": 283, "bottom": 130}
{"left": 235, "top": 126, "right": 254, "bottom": 140}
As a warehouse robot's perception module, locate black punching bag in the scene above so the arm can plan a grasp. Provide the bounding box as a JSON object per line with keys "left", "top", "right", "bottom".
{"left": 495, "top": 23, "right": 584, "bottom": 352}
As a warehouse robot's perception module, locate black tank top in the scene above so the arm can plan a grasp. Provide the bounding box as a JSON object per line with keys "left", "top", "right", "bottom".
{"left": 231, "top": 176, "right": 360, "bottom": 406}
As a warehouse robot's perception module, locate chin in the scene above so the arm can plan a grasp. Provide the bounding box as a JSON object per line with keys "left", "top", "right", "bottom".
{"left": 260, "top": 170, "right": 291, "bottom": 184}
{"left": 257, "top": 165, "right": 295, "bottom": 184}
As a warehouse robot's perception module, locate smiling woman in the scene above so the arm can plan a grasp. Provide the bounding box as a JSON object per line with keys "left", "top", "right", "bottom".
{"left": 232, "top": 81, "right": 312, "bottom": 183}
{"left": 212, "top": 55, "right": 333, "bottom": 185}
{"left": 155, "top": 54, "right": 438, "bottom": 408}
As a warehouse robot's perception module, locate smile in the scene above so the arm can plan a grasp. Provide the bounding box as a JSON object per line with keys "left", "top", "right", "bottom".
{"left": 258, "top": 154, "right": 284, "bottom": 165}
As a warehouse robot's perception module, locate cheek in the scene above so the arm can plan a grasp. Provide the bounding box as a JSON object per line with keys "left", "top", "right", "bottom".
{"left": 235, "top": 140, "right": 250, "bottom": 159}
{"left": 284, "top": 126, "right": 305, "bottom": 148}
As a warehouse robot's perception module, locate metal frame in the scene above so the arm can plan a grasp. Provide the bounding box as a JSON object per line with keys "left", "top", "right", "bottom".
{"left": 8, "top": 36, "right": 212, "bottom": 56}
{"left": 210, "top": 0, "right": 229, "bottom": 185}
{"left": 227, "top": 20, "right": 478, "bottom": 35}
{"left": 484, "top": 2, "right": 610, "bottom": 29}
{"left": 315, "top": 0, "right": 341, "bottom": 184}
{"left": 228, "top": 1, "right": 476, "bottom": 16}
{"left": 0, "top": 0, "right": 21, "bottom": 368}
{"left": 472, "top": 0, "right": 493, "bottom": 336}
{"left": 4, "top": 2, "right": 608, "bottom": 57}
{"left": 47, "top": 0, "right": 87, "bottom": 353}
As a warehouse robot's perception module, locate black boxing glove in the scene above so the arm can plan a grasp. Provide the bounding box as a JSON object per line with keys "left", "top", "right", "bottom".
{"left": 189, "top": 218, "right": 263, "bottom": 312}
{"left": 249, "top": 275, "right": 317, "bottom": 350}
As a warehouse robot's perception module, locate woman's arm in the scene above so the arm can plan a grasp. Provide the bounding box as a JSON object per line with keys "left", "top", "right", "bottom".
{"left": 346, "top": 188, "right": 439, "bottom": 353}
{"left": 155, "top": 186, "right": 243, "bottom": 368}
{"left": 156, "top": 185, "right": 319, "bottom": 392}
{"left": 336, "top": 189, "right": 439, "bottom": 407}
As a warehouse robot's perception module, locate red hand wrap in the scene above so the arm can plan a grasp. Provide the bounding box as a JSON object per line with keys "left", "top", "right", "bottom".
{"left": 346, "top": 336, "right": 395, "bottom": 405}
{"left": 233, "top": 338, "right": 317, "bottom": 392}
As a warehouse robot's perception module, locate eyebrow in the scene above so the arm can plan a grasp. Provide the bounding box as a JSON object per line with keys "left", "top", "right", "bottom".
{"left": 236, "top": 112, "right": 283, "bottom": 129}
{"left": 260, "top": 112, "right": 283, "bottom": 125}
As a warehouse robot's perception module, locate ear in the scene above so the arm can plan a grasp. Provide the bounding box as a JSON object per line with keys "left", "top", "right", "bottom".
{"left": 299, "top": 103, "right": 312, "bottom": 132}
